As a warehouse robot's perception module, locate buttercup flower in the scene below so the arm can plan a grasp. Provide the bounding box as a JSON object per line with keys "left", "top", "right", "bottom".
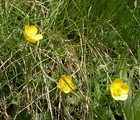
{"left": 23, "top": 25, "right": 43, "bottom": 43}
{"left": 110, "top": 78, "right": 129, "bottom": 101}
{"left": 57, "top": 75, "right": 75, "bottom": 93}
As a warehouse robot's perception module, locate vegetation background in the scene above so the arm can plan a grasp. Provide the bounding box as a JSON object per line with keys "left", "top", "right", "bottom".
{"left": 0, "top": 0, "right": 140, "bottom": 120}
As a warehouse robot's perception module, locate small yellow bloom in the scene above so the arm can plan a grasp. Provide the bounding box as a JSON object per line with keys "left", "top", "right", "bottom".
{"left": 23, "top": 25, "right": 43, "bottom": 43}
{"left": 57, "top": 75, "right": 75, "bottom": 93}
{"left": 110, "top": 78, "right": 129, "bottom": 101}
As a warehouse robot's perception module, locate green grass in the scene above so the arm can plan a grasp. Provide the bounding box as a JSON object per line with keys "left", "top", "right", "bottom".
{"left": 0, "top": 0, "right": 140, "bottom": 120}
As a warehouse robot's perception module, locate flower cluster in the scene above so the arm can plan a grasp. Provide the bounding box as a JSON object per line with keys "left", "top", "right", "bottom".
{"left": 23, "top": 25, "right": 130, "bottom": 100}
{"left": 23, "top": 25, "right": 75, "bottom": 93}
{"left": 110, "top": 78, "right": 129, "bottom": 101}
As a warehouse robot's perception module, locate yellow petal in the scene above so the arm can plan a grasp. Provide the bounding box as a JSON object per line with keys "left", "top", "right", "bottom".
{"left": 114, "top": 78, "right": 123, "bottom": 83}
{"left": 57, "top": 79, "right": 64, "bottom": 88}
{"left": 63, "top": 87, "right": 71, "bottom": 93}
{"left": 65, "top": 76, "right": 75, "bottom": 89}
{"left": 110, "top": 83, "right": 121, "bottom": 93}
{"left": 61, "top": 75, "right": 67, "bottom": 80}
{"left": 118, "top": 94, "right": 128, "bottom": 101}
{"left": 23, "top": 32, "right": 30, "bottom": 41}
{"left": 121, "top": 83, "right": 129, "bottom": 94}
{"left": 111, "top": 95, "right": 121, "bottom": 101}
{"left": 110, "top": 78, "right": 122, "bottom": 91}
{"left": 63, "top": 90, "right": 71, "bottom": 93}
{"left": 112, "top": 94, "right": 128, "bottom": 101}
{"left": 32, "top": 34, "right": 43, "bottom": 40}
{"left": 28, "top": 39, "right": 39, "bottom": 43}
{"left": 24, "top": 25, "right": 38, "bottom": 37}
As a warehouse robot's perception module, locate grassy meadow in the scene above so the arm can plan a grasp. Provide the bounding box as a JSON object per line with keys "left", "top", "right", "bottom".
{"left": 0, "top": 0, "right": 140, "bottom": 120}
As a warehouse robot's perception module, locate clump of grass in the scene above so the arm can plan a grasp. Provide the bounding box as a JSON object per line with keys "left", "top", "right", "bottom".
{"left": 0, "top": 0, "right": 140, "bottom": 120}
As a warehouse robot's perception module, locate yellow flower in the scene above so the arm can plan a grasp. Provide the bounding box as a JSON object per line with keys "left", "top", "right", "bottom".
{"left": 110, "top": 78, "right": 129, "bottom": 101}
{"left": 57, "top": 75, "right": 75, "bottom": 93}
{"left": 23, "top": 25, "right": 43, "bottom": 43}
